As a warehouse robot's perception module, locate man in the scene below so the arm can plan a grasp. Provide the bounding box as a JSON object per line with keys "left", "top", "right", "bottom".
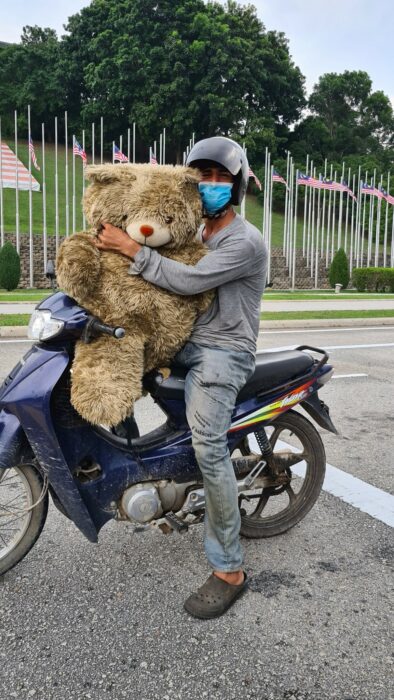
{"left": 96, "top": 137, "right": 268, "bottom": 618}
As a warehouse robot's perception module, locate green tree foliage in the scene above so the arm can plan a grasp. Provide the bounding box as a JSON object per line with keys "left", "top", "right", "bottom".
{"left": 291, "top": 71, "right": 394, "bottom": 170}
{"left": 0, "top": 25, "right": 65, "bottom": 139}
{"left": 0, "top": 242, "right": 21, "bottom": 291}
{"left": 328, "top": 248, "right": 350, "bottom": 289}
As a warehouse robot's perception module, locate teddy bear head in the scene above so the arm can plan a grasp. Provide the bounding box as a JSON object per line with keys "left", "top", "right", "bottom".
{"left": 83, "top": 163, "right": 203, "bottom": 250}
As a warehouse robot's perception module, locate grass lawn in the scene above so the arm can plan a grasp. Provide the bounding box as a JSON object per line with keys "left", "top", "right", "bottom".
{"left": 0, "top": 314, "right": 31, "bottom": 325}
{"left": 261, "top": 309, "right": 394, "bottom": 320}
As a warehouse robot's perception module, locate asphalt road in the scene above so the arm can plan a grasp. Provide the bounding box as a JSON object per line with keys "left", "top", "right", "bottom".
{"left": 0, "top": 327, "right": 393, "bottom": 700}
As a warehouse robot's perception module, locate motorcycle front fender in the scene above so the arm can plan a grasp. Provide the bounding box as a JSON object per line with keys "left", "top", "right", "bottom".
{"left": 0, "top": 410, "right": 33, "bottom": 471}
{"left": 0, "top": 344, "right": 98, "bottom": 543}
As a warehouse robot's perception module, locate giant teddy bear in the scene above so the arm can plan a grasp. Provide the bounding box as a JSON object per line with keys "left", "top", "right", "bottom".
{"left": 56, "top": 163, "right": 213, "bottom": 427}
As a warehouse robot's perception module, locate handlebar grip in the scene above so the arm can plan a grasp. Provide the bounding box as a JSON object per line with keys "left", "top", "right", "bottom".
{"left": 90, "top": 319, "right": 125, "bottom": 338}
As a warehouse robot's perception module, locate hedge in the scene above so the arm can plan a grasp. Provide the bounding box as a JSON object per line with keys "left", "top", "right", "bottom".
{"left": 351, "top": 267, "right": 394, "bottom": 292}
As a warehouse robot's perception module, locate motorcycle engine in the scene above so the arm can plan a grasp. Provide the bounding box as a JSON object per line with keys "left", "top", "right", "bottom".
{"left": 120, "top": 480, "right": 192, "bottom": 524}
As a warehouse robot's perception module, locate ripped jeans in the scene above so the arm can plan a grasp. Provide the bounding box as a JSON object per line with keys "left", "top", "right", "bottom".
{"left": 174, "top": 341, "right": 255, "bottom": 572}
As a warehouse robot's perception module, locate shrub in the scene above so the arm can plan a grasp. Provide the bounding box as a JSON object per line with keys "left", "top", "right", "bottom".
{"left": 0, "top": 242, "right": 21, "bottom": 291}
{"left": 352, "top": 267, "right": 394, "bottom": 292}
{"left": 328, "top": 248, "right": 350, "bottom": 289}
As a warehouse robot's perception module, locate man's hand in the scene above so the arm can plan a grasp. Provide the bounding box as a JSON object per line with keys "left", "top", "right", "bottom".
{"left": 95, "top": 223, "right": 142, "bottom": 259}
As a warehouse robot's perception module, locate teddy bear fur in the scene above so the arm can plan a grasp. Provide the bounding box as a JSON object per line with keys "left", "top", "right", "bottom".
{"left": 56, "top": 163, "right": 213, "bottom": 427}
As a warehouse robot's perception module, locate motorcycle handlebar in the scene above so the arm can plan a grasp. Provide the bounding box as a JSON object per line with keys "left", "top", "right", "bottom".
{"left": 82, "top": 317, "right": 125, "bottom": 343}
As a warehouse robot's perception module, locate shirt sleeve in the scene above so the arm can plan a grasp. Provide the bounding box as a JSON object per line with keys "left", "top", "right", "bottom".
{"left": 128, "top": 238, "right": 257, "bottom": 295}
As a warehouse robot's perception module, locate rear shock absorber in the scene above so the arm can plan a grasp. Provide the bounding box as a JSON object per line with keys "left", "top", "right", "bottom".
{"left": 254, "top": 428, "right": 273, "bottom": 457}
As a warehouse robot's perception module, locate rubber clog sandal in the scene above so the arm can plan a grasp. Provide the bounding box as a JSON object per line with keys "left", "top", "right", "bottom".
{"left": 184, "top": 572, "right": 248, "bottom": 619}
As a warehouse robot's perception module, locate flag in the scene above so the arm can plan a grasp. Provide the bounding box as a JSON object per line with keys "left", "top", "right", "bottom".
{"left": 361, "top": 182, "right": 383, "bottom": 199}
{"left": 384, "top": 190, "right": 394, "bottom": 206}
{"left": 248, "top": 167, "right": 261, "bottom": 190}
{"left": 28, "top": 137, "right": 40, "bottom": 171}
{"left": 340, "top": 179, "right": 357, "bottom": 201}
{"left": 297, "top": 172, "right": 319, "bottom": 188}
{"left": 317, "top": 176, "right": 342, "bottom": 192}
{"left": 73, "top": 139, "right": 87, "bottom": 165}
{"left": 272, "top": 169, "right": 287, "bottom": 187}
{"left": 150, "top": 151, "right": 158, "bottom": 165}
{"left": 114, "top": 144, "right": 129, "bottom": 162}
{"left": 0, "top": 141, "right": 40, "bottom": 191}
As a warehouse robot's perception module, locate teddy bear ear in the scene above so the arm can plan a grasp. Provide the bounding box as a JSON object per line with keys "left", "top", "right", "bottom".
{"left": 85, "top": 165, "right": 137, "bottom": 184}
{"left": 176, "top": 166, "right": 202, "bottom": 185}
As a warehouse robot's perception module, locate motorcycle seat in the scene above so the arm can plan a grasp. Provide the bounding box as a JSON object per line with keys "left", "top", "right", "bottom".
{"left": 144, "top": 349, "right": 315, "bottom": 402}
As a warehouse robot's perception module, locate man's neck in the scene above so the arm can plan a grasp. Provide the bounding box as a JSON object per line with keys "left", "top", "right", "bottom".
{"left": 202, "top": 208, "right": 236, "bottom": 241}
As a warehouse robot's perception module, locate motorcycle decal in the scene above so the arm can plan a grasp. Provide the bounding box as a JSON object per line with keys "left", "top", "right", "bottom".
{"left": 229, "top": 379, "right": 315, "bottom": 432}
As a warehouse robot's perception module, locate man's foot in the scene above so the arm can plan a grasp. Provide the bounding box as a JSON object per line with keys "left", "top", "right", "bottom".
{"left": 213, "top": 570, "right": 244, "bottom": 586}
{"left": 184, "top": 572, "right": 248, "bottom": 619}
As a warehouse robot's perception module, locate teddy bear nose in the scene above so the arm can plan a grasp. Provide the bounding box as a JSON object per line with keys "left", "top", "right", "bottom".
{"left": 140, "top": 225, "right": 154, "bottom": 237}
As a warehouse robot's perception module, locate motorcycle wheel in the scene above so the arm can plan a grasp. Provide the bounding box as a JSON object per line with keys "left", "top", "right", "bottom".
{"left": 0, "top": 463, "right": 48, "bottom": 576}
{"left": 235, "top": 410, "right": 326, "bottom": 538}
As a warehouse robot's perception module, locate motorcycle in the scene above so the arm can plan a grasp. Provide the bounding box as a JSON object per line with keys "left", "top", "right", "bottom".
{"left": 0, "top": 291, "right": 336, "bottom": 576}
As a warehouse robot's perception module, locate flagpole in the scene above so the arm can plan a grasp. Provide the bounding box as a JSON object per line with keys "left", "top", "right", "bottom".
{"left": 268, "top": 164, "right": 274, "bottom": 284}
{"left": 325, "top": 164, "right": 333, "bottom": 267}
{"left": 27, "top": 105, "right": 34, "bottom": 286}
{"left": 287, "top": 159, "right": 294, "bottom": 278}
{"left": 127, "top": 127, "right": 131, "bottom": 162}
{"left": 391, "top": 203, "right": 394, "bottom": 268}
{"left": 55, "top": 116, "right": 59, "bottom": 254}
{"left": 349, "top": 173, "right": 356, "bottom": 277}
{"left": 302, "top": 154, "right": 309, "bottom": 257}
{"left": 374, "top": 174, "right": 383, "bottom": 267}
{"left": 41, "top": 122, "right": 47, "bottom": 272}
{"left": 65, "top": 111, "right": 69, "bottom": 237}
{"left": 91, "top": 123, "right": 95, "bottom": 165}
{"left": 163, "top": 128, "right": 166, "bottom": 165}
{"left": 306, "top": 159, "right": 313, "bottom": 267}
{"left": 337, "top": 162, "right": 345, "bottom": 250}
{"left": 283, "top": 151, "right": 290, "bottom": 257}
{"left": 383, "top": 172, "right": 390, "bottom": 267}
{"left": 292, "top": 169, "right": 299, "bottom": 290}
{"left": 159, "top": 134, "right": 163, "bottom": 165}
{"left": 330, "top": 170, "right": 337, "bottom": 263}
{"left": 112, "top": 141, "right": 115, "bottom": 164}
{"left": 367, "top": 169, "right": 376, "bottom": 265}
{"left": 120, "top": 135, "right": 123, "bottom": 158}
{"left": 0, "top": 118, "right": 4, "bottom": 247}
{"left": 72, "top": 136, "right": 76, "bottom": 233}
{"left": 310, "top": 166, "right": 316, "bottom": 278}
{"left": 314, "top": 170, "right": 321, "bottom": 289}
{"left": 82, "top": 129, "right": 86, "bottom": 230}
{"left": 262, "top": 147, "right": 268, "bottom": 254}
{"left": 344, "top": 166, "right": 351, "bottom": 253}
{"left": 100, "top": 117, "right": 104, "bottom": 164}
{"left": 15, "top": 110, "right": 20, "bottom": 253}
{"left": 320, "top": 159, "right": 328, "bottom": 257}
{"left": 360, "top": 171, "right": 368, "bottom": 267}
{"left": 133, "top": 123, "right": 136, "bottom": 163}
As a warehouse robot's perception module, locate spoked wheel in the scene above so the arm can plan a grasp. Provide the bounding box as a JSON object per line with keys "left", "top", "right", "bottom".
{"left": 233, "top": 410, "right": 326, "bottom": 538}
{"left": 0, "top": 464, "right": 48, "bottom": 576}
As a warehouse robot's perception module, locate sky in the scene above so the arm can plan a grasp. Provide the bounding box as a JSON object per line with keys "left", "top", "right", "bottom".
{"left": 1, "top": 0, "right": 393, "bottom": 103}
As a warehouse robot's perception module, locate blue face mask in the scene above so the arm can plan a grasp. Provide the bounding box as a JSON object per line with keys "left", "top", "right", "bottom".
{"left": 198, "top": 182, "right": 233, "bottom": 214}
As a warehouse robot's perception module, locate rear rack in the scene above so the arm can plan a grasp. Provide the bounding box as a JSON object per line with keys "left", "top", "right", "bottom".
{"left": 294, "top": 345, "right": 329, "bottom": 372}
{"left": 255, "top": 345, "right": 330, "bottom": 400}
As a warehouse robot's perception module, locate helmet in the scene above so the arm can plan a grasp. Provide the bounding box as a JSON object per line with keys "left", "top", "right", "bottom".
{"left": 186, "top": 136, "right": 249, "bottom": 206}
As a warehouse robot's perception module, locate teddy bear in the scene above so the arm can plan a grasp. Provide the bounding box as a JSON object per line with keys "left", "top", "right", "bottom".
{"left": 56, "top": 163, "right": 213, "bottom": 427}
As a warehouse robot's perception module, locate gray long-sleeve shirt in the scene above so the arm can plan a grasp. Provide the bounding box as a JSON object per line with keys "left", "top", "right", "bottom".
{"left": 129, "top": 213, "right": 268, "bottom": 354}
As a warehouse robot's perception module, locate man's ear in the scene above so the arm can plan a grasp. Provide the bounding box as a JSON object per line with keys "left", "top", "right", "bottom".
{"left": 85, "top": 164, "right": 137, "bottom": 184}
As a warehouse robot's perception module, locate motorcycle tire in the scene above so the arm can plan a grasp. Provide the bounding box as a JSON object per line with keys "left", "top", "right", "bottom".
{"left": 236, "top": 410, "right": 326, "bottom": 538}
{"left": 0, "top": 463, "right": 49, "bottom": 577}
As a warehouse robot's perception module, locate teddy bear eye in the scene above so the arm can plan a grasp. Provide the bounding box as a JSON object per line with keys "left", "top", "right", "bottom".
{"left": 163, "top": 216, "right": 173, "bottom": 224}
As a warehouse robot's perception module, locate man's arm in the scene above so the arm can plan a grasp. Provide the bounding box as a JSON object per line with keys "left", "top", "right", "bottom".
{"left": 130, "top": 239, "right": 256, "bottom": 295}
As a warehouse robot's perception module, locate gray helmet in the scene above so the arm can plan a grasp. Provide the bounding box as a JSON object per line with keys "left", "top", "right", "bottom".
{"left": 186, "top": 136, "right": 249, "bottom": 205}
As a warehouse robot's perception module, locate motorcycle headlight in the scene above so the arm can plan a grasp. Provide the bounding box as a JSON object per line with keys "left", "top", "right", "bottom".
{"left": 28, "top": 310, "right": 64, "bottom": 341}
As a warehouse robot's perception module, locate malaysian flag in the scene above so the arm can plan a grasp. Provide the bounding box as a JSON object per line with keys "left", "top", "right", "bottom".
{"left": 150, "top": 151, "right": 158, "bottom": 166}
{"left": 248, "top": 167, "right": 262, "bottom": 190}
{"left": 114, "top": 145, "right": 129, "bottom": 162}
{"left": 339, "top": 179, "right": 357, "bottom": 200}
{"left": 361, "top": 182, "right": 383, "bottom": 199}
{"left": 272, "top": 169, "right": 287, "bottom": 187}
{"left": 28, "top": 137, "right": 40, "bottom": 171}
{"left": 73, "top": 139, "right": 87, "bottom": 165}
{"left": 316, "top": 176, "right": 342, "bottom": 192}
{"left": 383, "top": 190, "right": 394, "bottom": 206}
{"left": 297, "top": 172, "right": 319, "bottom": 187}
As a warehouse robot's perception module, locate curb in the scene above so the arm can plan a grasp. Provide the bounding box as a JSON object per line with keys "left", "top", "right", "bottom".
{"left": 259, "top": 317, "right": 394, "bottom": 330}
{"left": 1, "top": 316, "right": 394, "bottom": 338}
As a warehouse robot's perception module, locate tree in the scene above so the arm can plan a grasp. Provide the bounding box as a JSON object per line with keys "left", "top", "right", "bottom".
{"left": 0, "top": 242, "right": 21, "bottom": 291}
{"left": 0, "top": 26, "right": 65, "bottom": 139}
{"left": 292, "top": 70, "right": 394, "bottom": 169}
{"left": 60, "top": 0, "right": 305, "bottom": 161}
{"left": 329, "top": 248, "right": 350, "bottom": 290}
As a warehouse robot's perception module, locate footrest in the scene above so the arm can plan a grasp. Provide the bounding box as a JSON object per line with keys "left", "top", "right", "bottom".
{"left": 164, "top": 511, "right": 188, "bottom": 533}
